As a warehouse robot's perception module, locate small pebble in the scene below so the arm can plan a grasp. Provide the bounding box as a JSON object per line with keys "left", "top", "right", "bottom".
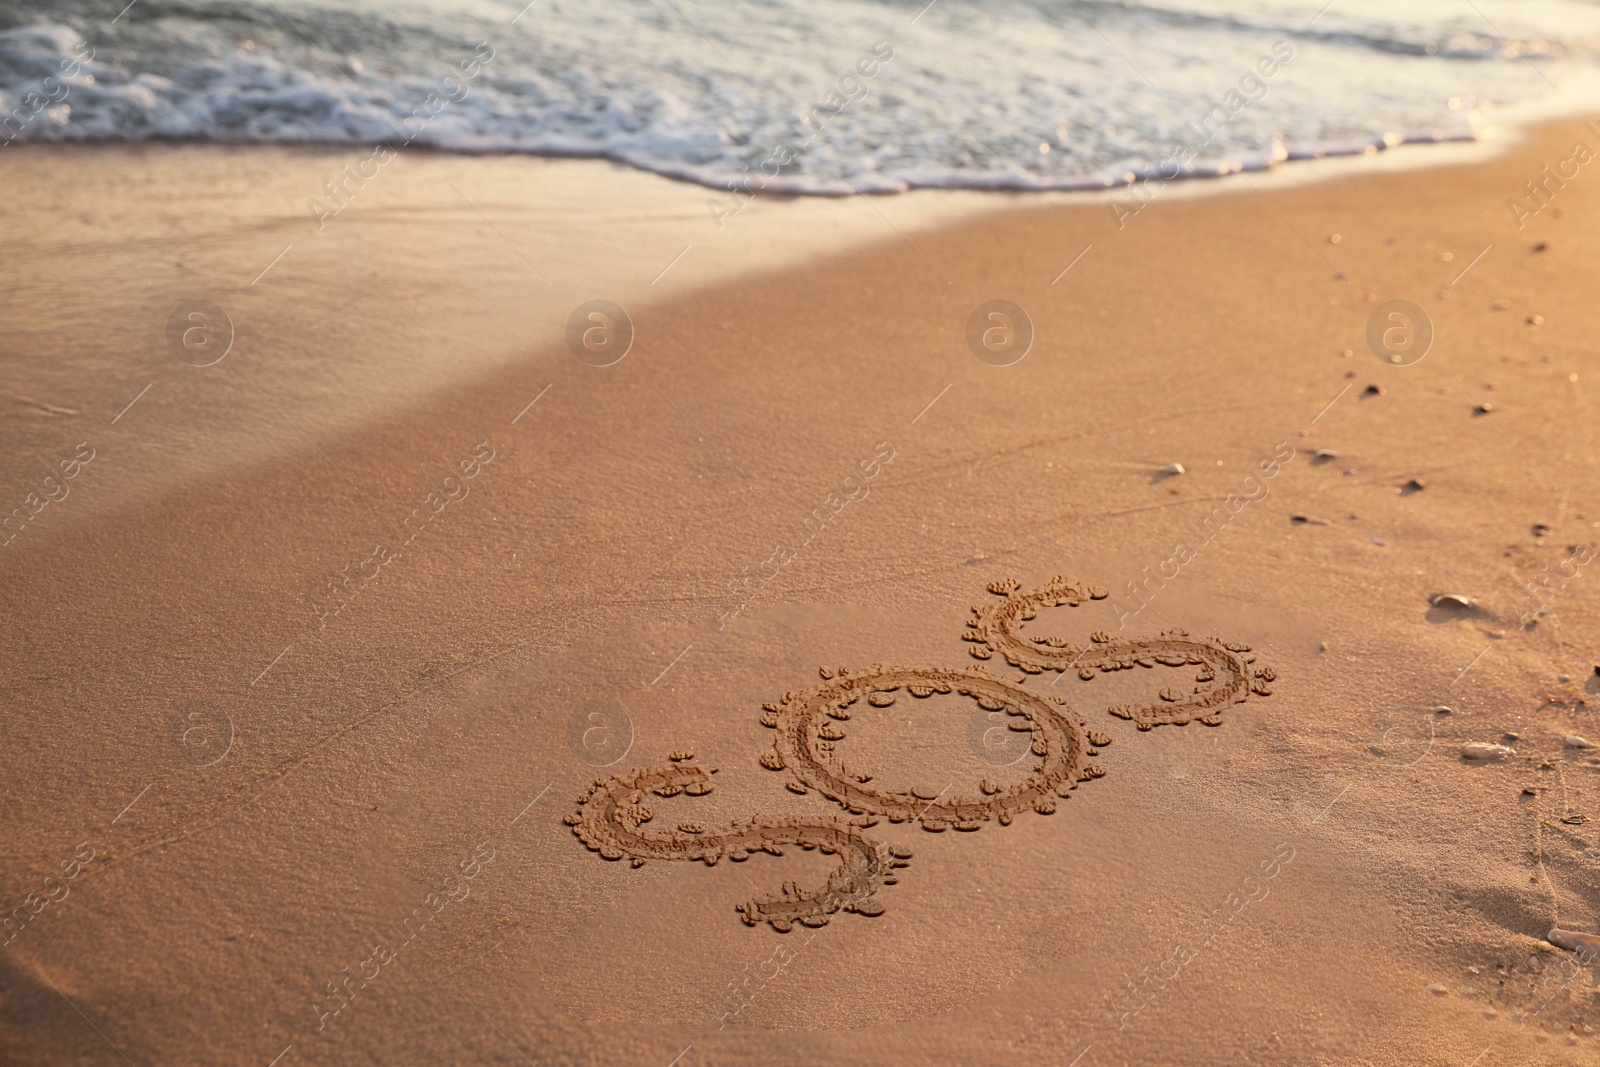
{"left": 1428, "top": 983, "right": 1449, "bottom": 995}
{"left": 1430, "top": 593, "right": 1477, "bottom": 610}
{"left": 1504, "top": 732, "right": 1520, "bottom": 742}
{"left": 1533, "top": 242, "right": 1548, "bottom": 252}
{"left": 1292, "top": 515, "right": 1331, "bottom": 525}
{"left": 1492, "top": 299, "right": 1510, "bottom": 310}
{"left": 1159, "top": 462, "right": 1185, "bottom": 476}
{"left": 1533, "top": 523, "right": 1551, "bottom": 537}
{"left": 1565, "top": 736, "right": 1593, "bottom": 749}
{"left": 1370, "top": 538, "right": 1385, "bottom": 546}
{"left": 1312, "top": 448, "right": 1339, "bottom": 462}
{"left": 1401, "top": 478, "right": 1425, "bottom": 493}
{"left": 1527, "top": 314, "right": 1545, "bottom": 326}
{"left": 1363, "top": 384, "right": 1385, "bottom": 396}
{"left": 1559, "top": 673, "right": 1570, "bottom": 683}
{"left": 1462, "top": 742, "right": 1514, "bottom": 760}
{"left": 1474, "top": 403, "right": 1494, "bottom": 415}
{"left": 1329, "top": 234, "right": 1342, "bottom": 244}
{"left": 1340, "top": 348, "right": 1353, "bottom": 358}
{"left": 1433, "top": 705, "right": 1452, "bottom": 714}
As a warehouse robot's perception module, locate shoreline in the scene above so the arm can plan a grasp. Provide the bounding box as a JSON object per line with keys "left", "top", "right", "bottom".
{"left": 9, "top": 62, "right": 1600, "bottom": 208}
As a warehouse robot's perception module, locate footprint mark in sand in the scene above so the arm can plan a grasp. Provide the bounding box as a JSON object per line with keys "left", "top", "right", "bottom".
{"left": 570, "top": 578, "right": 1274, "bottom": 929}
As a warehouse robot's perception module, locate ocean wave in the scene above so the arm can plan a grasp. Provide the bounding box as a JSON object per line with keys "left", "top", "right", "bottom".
{"left": 1, "top": 0, "right": 1596, "bottom": 194}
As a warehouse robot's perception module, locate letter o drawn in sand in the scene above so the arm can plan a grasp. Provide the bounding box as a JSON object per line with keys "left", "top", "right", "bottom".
{"left": 166, "top": 300, "right": 234, "bottom": 367}
{"left": 566, "top": 300, "right": 634, "bottom": 367}
{"left": 966, "top": 300, "right": 1033, "bottom": 367}
{"left": 1366, "top": 299, "right": 1433, "bottom": 367}
{"left": 763, "top": 664, "right": 1106, "bottom": 833}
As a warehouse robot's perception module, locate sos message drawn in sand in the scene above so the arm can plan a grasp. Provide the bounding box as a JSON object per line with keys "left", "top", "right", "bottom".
{"left": 568, "top": 577, "right": 1276, "bottom": 930}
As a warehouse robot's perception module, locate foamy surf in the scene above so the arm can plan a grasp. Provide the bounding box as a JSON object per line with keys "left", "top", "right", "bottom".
{"left": 2, "top": 0, "right": 1599, "bottom": 195}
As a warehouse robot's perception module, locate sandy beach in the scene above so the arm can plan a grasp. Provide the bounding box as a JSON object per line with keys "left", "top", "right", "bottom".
{"left": 2, "top": 111, "right": 1600, "bottom": 1066}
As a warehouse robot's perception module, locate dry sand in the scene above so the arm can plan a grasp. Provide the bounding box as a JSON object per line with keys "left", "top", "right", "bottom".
{"left": 2, "top": 116, "right": 1599, "bottom": 1066}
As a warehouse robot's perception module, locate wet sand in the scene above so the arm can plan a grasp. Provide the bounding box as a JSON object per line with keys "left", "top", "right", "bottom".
{"left": 2, "top": 117, "right": 1599, "bottom": 1065}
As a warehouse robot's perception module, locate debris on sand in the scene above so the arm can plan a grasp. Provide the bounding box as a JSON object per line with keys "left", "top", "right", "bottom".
{"left": 1430, "top": 593, "right": 1478, "bottom": 610}
{"left": 1548, "top": 929, "right": 1600, "bottom": 956}
{"left": 1565, "top": 736, "right": 1593, "bottom": 749}
{"left": 1461, "top": 742, "right": 1514, "bottom": 760}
